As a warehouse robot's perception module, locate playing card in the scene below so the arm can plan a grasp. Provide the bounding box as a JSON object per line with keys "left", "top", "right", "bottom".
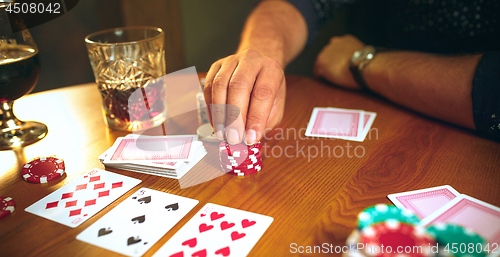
{"left": 25, "top": 168, "right": 141, "bottom": 228}
{"left": 119, "top": 147, "right": 207, "bottom": 180}
{"left": 104, "top": 135, "right": 199, "bottom": 164}
{"left": 358, "top": 111, "right": 377, "bottom": 141}
{"left": 77, "top": 188, "right": 199, "bottom": 257}
{"left": 420, "top": 195, "right": 500, "bottom": 245}
{"left": 305, "top": 107, "right": 365, "bottom": 141}
{"left": 153, "top": 203, "right": 274, "bottom": 257}
{"left": 388, "top": 185, "right": 460, "bottom": 219}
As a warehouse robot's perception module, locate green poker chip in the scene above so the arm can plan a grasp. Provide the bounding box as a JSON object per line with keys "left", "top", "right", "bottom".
{"left": 426, "top": 223, "right": 487, "bottom": 257}
{"left": 357, "top": 204, "right": 420, "bottom": 230}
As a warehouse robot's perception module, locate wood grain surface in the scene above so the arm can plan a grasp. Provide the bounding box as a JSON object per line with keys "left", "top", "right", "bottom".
{"left": 0, "top": 75, "right": 499, "bottom": 257}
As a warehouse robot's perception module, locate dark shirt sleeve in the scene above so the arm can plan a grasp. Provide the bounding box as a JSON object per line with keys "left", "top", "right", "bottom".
{"left": 471, "top": 51, "right": 500, "bottom": 141}
{"left": 286, "top": 0, "right": 337, "bottom": 44}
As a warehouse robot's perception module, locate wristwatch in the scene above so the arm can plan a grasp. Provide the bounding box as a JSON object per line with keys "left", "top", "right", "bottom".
{"left": 349, "top": 45, "right": 377, "bottom": 90}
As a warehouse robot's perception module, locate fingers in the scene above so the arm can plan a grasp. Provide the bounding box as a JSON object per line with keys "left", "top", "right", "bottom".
{"left": 204, "top": 61, "right": 220, "bottom": 132}
{"left": 211, "top": 60, "right": 238, "bottom": 140}
{"left": 224, "top": 60, "right": 259, "bottom": 145}
{"left": 204, "top": 50, "right": 285, "bottom": 145}
{"left": 245, "top": 58, "right": 284, "bottom": 145}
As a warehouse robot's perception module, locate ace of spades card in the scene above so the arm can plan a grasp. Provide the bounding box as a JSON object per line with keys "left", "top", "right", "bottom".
{"left": 153, "top": 203, "right": 274, "bottom": 257}
{"left": 77, "top": 188, "right": 198, "bottom": 257}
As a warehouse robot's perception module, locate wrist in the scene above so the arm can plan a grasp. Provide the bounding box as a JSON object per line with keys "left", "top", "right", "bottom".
{"left": 349, "top": 45, "right": 377, "bottom": 90}
{"left": 237, "top": 43, "right": 286, "bottom": 68}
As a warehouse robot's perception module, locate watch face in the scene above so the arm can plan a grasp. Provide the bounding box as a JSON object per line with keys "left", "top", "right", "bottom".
{"left": 351, "top": 49, "right": 367, "bottom": 63}
{"left": 351, "top": 46, "right": 376, "bottom": 66}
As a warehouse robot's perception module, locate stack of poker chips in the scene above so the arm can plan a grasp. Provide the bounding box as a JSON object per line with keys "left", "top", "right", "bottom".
{"left": 0, "top": 197, "right": 15, "bottom": 220}
{"left": 426, "top": 224, "right": 487, "bottom": 257}
{"left": 344, "top": 204, "right": 487, "bottom": 257}
{"left": 219, "top": 141, "right": 262, "bottom": 176}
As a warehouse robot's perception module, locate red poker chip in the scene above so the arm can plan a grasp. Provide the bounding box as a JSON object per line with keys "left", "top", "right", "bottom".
{"left": 219, "top": 147, "right": 258, "bottom": 164}
{"left": 220, "top": 161, "right": 262, "bottom": 172}
{"left": 219, "top": 154, "right": 262, "bottom": 166}
{"left": 360, "top": 221, "right": 434, "bottom": 257}
{"left": 0, "top": 196, "right": 16, "bottom": 219}
{"left": 220, "top": 144, "right": 262, "bottom": 164}
{"left": 224, "top": 166, "right": 261, "bottom": 176}
{"left": 219, "top": 141, "right": 261, "bottom": 153}
{"left": 226, "top": 170, "right": 259, "bottom": 176}
{"left": 219, "top": 151, "right": 261, "bottom": 159}
{"left": 219, "top": 141, "right": 262, "bottom": 176}
{"left": 220, "top": 157, "right": 262, "bottom": 169}
{"left": 22, "top": 157, "right": 65, "bottom": 183}
{"left": 220, "top": 163, "right": 262, "bottom": 173}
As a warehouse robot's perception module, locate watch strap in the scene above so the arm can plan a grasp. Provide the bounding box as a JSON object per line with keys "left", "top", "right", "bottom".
{"left": 350, "top": 64, "right": 371, "bottom": 91}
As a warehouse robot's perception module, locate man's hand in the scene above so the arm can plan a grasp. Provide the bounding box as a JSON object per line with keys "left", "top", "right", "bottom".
{"left": 313, "top": 34, "right": 365, "bottom": 89}
{"left": 203, "top": 49, "right": 286, "bottom": 145}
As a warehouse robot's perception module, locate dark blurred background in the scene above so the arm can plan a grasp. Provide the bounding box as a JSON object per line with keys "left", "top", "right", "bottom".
{"left": 28, "top": 0, "right": 348, "bottom": 93}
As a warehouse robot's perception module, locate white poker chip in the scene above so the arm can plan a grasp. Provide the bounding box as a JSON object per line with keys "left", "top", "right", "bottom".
{"left": 198, "top": 123, "right": 222, "bottom": 143}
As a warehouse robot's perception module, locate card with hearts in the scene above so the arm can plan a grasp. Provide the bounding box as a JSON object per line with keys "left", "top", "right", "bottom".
{"left": 77, "top": 187, "right": 199, "bottom": 257}
{"left": 153, "top": 203, "right": 274, "bottom": 257}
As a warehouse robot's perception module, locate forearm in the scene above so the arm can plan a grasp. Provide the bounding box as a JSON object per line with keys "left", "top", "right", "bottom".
{"left": 364, "top": 52, "right": 482, "bottom": 129}
{"left": 237, "top": 0, "right": 308, "bottom": 67}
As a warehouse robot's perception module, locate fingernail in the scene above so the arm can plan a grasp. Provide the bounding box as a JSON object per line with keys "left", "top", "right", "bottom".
{"left": 226, "top": 128, "right": 239, "bottom": 145}
{"left": 215, "top": 124, "right": 224, "bottom": 140}
{"left": 245, "top": 129, "right": 256, "bottom": 145}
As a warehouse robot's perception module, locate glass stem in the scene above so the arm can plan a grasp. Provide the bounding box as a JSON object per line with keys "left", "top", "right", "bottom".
{"left": 0, "top": 101, "right": 22, "bottom": 128}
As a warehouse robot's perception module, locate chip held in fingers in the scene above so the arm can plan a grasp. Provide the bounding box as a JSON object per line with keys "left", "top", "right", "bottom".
{"left": 219, "top": 141, "right": 262, "bottom": 176}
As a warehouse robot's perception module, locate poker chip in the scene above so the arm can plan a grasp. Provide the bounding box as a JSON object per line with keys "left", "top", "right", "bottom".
{"left": 343, "top": 229, "right": 366, "bottom": 257}
{"left": 219, "top": 141, "right": 262, "bottom": 176}
{"left": 22, "top": 157, "right": 65, "bottom": 183}
{"left": 0, "top": 197, "right": 16, "bottom": 219}
{"left": 357, "top": 204, "right": 420, "bottom": 230}
{"left": 426, "top": 223, "right": 487, "bottom": 257}
{"left": 360, "top": 221, "right": 435, "bottom": 257}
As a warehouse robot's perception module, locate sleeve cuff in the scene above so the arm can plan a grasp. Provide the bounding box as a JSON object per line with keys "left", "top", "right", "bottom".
{"left": 471, "top": 51, "right": 500, "bottom": 141}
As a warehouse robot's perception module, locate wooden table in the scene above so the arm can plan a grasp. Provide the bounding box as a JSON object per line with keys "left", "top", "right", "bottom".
{"left": 1, "top": 75, "right": 499, "bottom": 257}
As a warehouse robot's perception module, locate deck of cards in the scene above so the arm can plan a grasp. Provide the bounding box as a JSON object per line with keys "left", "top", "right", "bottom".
{"left": 388, "top": 185, "right": 500, "bottom": 246}
{"left": 99, "top": 134, "right": 207, "bottom": 179}
{"left": 305, "top": 107, "right": 376, "bottom": 142}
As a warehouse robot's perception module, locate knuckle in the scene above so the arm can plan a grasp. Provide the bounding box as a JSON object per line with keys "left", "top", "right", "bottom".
{"left": 241, "top": 49, "right": 260, "bottom": 59}
{"left": 252, "top": 86, "right": 274, "bottom": 101}
{"left": 247, "top": 113, "right": 266, "bottom": 127}
{"left": 226, "top": 107, "right": 241, "bottom": 121}
{"left": 212, "top": 77, "right": 228, "bottom": 90}
{"left": 228, "top": 78, "right": 248, "bottom": 90}
{"left": 266, "top": 57, "right": 283, "bottom": 70}
{"left": 203, "top": 82, "right": 212, "bottom": 94}
{"left": 212, "top": 108, "right": 225, "bottom": 120}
